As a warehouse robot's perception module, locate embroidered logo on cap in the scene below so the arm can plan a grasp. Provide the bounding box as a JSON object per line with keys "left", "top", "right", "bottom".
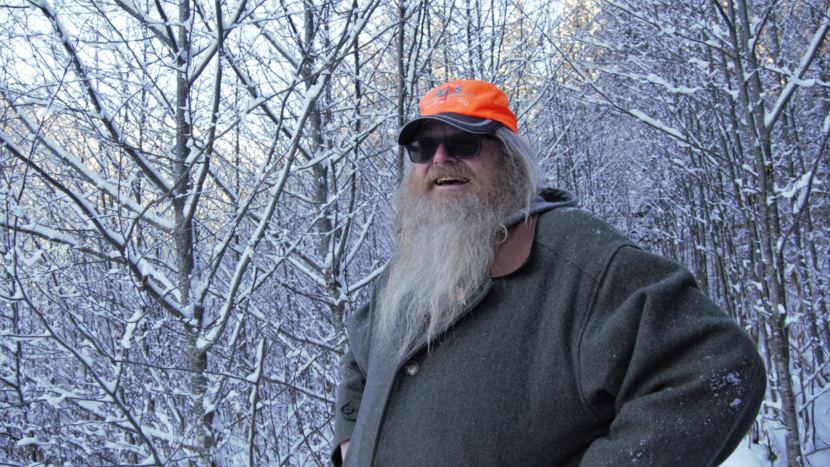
{"left": 424, "top": 85, "right": 473, "bottom": 108}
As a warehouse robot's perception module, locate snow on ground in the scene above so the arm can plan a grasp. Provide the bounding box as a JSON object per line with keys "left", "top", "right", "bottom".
{"left": 721, "top": 440, "right": 769, "bottom": 466}
{"left": 721, "top": 388, "right": 830, "bottom": 466}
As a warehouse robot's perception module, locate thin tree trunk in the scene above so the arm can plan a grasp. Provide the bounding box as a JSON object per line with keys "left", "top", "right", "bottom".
{"left": 728, "top": 0, "right": 802, "bottom": 463}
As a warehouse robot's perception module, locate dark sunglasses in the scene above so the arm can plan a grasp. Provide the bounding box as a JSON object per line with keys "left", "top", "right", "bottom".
{"left": 404, "top": 134, "right": 496, "bottom": 163}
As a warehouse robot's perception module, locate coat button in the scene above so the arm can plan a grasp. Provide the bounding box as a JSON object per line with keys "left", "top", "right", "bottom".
{"left": 403, "top": 360, "right": 419, "bottom": 376}
{"left": 341, "top": 402, "right": 355, "bottom": 415}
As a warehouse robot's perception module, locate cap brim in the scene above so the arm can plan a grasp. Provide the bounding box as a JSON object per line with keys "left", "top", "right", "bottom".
{"left": 397, "top": 113, "right": 503, "bottom": 144}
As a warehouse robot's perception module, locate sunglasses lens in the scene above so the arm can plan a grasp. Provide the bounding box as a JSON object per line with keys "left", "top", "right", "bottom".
{"left": 406, "top": 138, "right": 438, "bottom": 163}
{"left": 446, "top": 136, "right": 481, "bottom": 158}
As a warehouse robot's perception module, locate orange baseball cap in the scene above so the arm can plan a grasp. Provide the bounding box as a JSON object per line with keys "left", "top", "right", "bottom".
{"left": 397, "top": 80, "right": 518, "bottom": 144}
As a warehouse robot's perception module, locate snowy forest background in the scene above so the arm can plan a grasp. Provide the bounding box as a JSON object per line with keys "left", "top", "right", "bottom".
{"left": 0, "top": 0, "right": 828, "bottom": 465}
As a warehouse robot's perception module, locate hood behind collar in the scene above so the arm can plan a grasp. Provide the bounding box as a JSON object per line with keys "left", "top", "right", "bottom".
{"left": 491, "top": 187, "right": 577, "bottom": 278}
{"left": 504, "top": 187, "right": 578, "bottom": 228}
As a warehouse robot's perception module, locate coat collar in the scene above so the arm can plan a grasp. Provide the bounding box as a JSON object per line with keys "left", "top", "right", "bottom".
{"left": 489, "top": 187, "right": 577, "bottom": 278}
{"left": 490, "top": 214, "right": 537, "bottom": 278}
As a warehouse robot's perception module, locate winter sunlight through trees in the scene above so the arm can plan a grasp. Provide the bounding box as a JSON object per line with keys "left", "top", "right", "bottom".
{"left": 1, "top": 0, "right": 828, "bottom": 465}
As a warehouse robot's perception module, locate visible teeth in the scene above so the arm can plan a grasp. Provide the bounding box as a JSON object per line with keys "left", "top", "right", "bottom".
{"left": 435, "top": 177, "right": 467, "bottom": 185}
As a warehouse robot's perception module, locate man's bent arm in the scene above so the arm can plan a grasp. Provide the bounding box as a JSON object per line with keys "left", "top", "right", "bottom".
{"left": 578, "top": 246, "right": 766, "bottom": 466}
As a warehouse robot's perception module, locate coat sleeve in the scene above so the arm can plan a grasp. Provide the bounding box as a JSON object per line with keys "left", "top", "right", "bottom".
{"left": 577, "top": 245, "right": 766, "bottom": 467}
{"left": 331, "top": 303, "right": 371, "bottom": 466}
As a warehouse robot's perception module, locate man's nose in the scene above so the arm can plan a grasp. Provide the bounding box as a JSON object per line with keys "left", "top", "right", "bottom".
{"left": 431, "top": 143, "right": 457, "bottom": 164}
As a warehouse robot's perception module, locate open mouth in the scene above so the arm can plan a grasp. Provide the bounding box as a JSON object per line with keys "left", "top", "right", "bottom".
{"left": 434, "top": 176, "right": 469, "bottom": 186}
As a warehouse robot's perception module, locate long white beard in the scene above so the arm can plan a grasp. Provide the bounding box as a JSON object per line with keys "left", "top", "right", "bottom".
{"left": 377, "top": 162, "right": 528, "bottom": 359}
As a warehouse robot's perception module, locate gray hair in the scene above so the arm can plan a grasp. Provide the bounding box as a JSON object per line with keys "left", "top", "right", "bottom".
{"left": 492, "top": 126, "right": 540, "bottom": 213}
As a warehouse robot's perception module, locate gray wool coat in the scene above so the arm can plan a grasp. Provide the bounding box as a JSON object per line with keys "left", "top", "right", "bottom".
{"left": 332, "top": 205, "right": 766, "bottom": 466}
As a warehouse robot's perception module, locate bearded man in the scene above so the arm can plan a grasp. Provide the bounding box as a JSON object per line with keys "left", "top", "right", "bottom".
{"left": 332, "top": 80, "right": 765, "bottom": 466}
